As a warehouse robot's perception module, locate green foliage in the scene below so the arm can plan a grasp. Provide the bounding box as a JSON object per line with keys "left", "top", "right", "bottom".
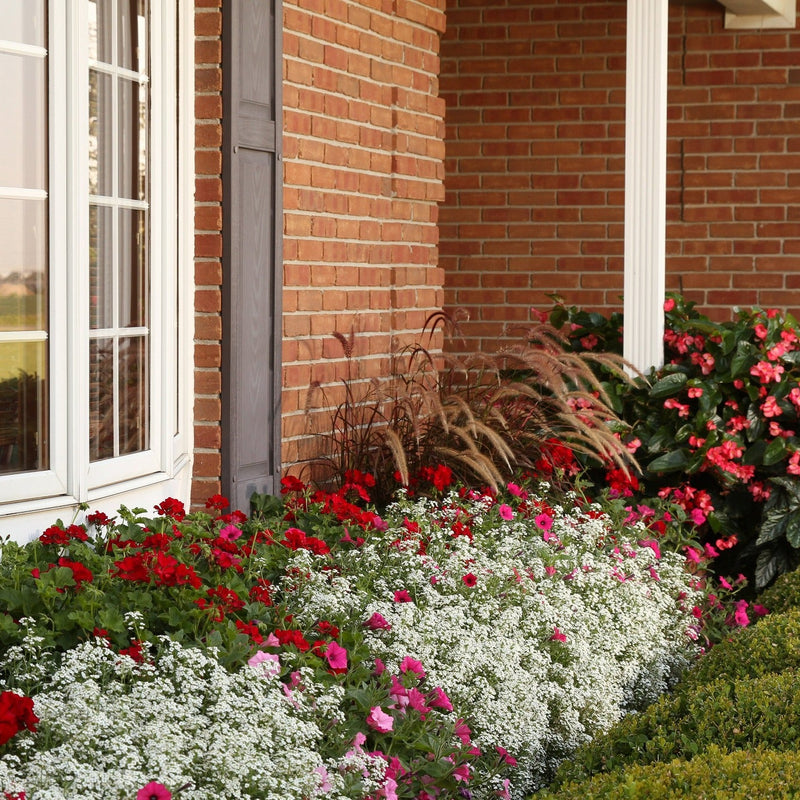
{"left": 550, "top": 667, "right": 800, "bottom": 785}
{"left": 551, "top": 293, "right": 800, "bottom": 588}
{"left": 535, "top": 745, "right": 800, "bottom": 800}
{"left": 679, "top": 607, "right": 800, "bottom": 689}
{"left": 757, "top": 565, "right": 800, "bottom": 615}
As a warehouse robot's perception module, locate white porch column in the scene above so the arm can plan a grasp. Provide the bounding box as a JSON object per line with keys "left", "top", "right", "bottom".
{"left": 623, "top": 0, "right": 669, "bottom": 372}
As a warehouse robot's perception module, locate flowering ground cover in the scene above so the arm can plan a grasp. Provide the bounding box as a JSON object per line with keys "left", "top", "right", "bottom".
{"left": 0, "top": 473, "right": 719, "bottom": 799}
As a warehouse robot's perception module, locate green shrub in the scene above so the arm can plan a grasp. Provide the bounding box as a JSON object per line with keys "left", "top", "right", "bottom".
{"left": 534, "top": 745, "right": 800, "bottom": 799}
{"left": 552, "top": 668, "right": 800, "bottom": 785}
{"left": 680, "top": 608, "right": 800, "bottom": 689}
{"left": 757, "top": 566, "right": 800, "bottom": 614}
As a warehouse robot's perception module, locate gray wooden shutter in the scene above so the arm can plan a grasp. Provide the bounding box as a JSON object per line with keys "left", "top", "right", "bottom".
{"left": 222, "top": 0, "right": 283, "bottom": 511}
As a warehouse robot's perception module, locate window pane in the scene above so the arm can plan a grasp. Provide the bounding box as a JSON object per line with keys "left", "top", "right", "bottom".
{"left": 118, "top": 78, "right": 147, "bottom": 201}
{"left": 0, "top": 341, "right": 48, "bottom": 474}
{"left": 0, "top": 0, "right": 46, "bottom": 47}
{"left": 88, "top": 0, "right": 112, "bottom": 65}
{"left": 118, "top": 208, "right": 148, "bottom": 327}
{"left": 89, "top": 338, "right": 114, "bottom": 461}
{"left": 118, "top": 0, "right": 147, "bottom": 73}
{"left": 89, "top": 69, "right": 113, "bottom": 196}
{"left": 118, "top": 335, "right": 148, "bottom": 455}
{"left": 0, "top": 53, "right": 47, "bottom": 190}
{"left": 89, "top": 204, "right": 114, "bottom": 329}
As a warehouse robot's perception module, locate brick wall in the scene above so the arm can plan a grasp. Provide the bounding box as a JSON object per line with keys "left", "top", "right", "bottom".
{"left": 191, "top": 0, "right": 448, "bottom": 499}
{"left": 440, "top": 0, "right": 800, "bottom": 351}
{"left": 192, "top": 0, "right": 224, "bottom": 505}
{"left": 281, "top": 0, "right": 447, "bottom": 468}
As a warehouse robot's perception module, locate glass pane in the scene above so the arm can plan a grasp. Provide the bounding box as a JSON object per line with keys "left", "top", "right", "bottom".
{"left": 118, "top": 0, "right": 147, "bottom": 73}
{"left": 0, "top": 340, "right": 48, "bottom": 474}
{"left": 89, "top": 204, "right": 114, "bottom": 329}
{"left": 0, "top": 53, "right": 47, "bottom": 190}
{"left": 0, "top": 198, "right": 47, "bottom": 332}
{"left": 88, "top": 0, "right": 112, "bottom": 65}
{"left": 118, "top": 335, "right": 148, "bottom": 455}
{"left": 0, "top": 0, "right": 46, "bottom": 47}
{"left": 89, "top": 337, "right": 114, "bottom": 461}
{"left": 89, "top": 69, "right": 113, "bottom": 196}
{"left": 118, "top": 208, "right": 147, "bottom": 327}
{"left": 118, "top": 78, "right": 148, "bottom": 200}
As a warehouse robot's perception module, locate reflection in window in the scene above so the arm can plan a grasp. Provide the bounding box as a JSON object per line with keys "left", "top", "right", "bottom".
{"left": 88, "top": 0, "right": 150, "bottom": 462}
{"left": 0, "top": 3, "right": 48, "bottom": 474}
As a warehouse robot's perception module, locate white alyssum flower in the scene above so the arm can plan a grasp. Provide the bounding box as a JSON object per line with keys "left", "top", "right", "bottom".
{"left": 287, "top": 489, "right": 702, "bottom": 798}
{"left": 0, "top": 638, "right": 369, "bottom": 800}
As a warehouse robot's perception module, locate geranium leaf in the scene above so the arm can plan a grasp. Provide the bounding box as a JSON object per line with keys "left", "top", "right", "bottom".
{"left": 649, "top": 373, "right": 688, "bottom": 399}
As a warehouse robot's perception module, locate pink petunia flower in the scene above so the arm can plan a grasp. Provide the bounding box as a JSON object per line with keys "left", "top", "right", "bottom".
{"left": 367, "top": 706, "right": 394, "bottom": 733}
{"left": 137, "top": 783, "right": 171, "bottom": 800}
{"left": 550, "top": 626, "right": 566, "bottom": 642}
{"left": 733, "top": 599, "right": 750, "bottom": 627}
{"left": 364, "top": 612, "right": 392, "bottom": 630}
{"left": 462, "top": 572, "right": 478, "bottom": 587}
{"left": 325, "top": 641, "right": 348, "bottom": 673}
{"left": 247, "top": 650, "right": 281, "bottom": 676}
{"left": 535, "top": 513, "right": 553, "bottom": 532}
{"left": 400, "top": 656, "right": 426, "bottom": 678}
{"left": 218, "top": 523, "right": 242, "bottom": 541}
{"left": 429, "top": 686, "right": 453, "bottom": 711}
{"left": 497, "top": 504, "right": 514, "bottom": 520}
{"left": 393, "top": 589, "right": 413, "bottom": 603}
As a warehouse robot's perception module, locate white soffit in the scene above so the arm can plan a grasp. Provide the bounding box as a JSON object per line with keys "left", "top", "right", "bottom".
{"left": 720, "top": 0, "right": 796, "bottom": 28}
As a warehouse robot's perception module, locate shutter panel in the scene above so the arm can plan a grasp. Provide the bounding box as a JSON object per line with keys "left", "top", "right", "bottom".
{"left": 222, "top": 0, "right": 283, "bottom": 511}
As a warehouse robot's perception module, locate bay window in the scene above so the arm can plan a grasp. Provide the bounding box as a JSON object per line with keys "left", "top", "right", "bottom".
{"left": 0, "top": 0, "right": 192, "bottom": 537}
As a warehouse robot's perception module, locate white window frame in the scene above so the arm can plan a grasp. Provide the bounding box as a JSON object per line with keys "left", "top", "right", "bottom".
{"left": 0, "top": 1, "right": 194, "bottom": 540}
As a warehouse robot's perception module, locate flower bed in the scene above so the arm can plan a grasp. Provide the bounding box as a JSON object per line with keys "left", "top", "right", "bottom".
{"left": 0, "top": 477, "right": 708, "bottom": 799}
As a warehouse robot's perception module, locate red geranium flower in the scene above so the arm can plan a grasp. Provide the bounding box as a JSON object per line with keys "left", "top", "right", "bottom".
{"left": 0, "top": 691, "right": 37, "bottom": 746}
{"left": 205, "top": 494, "right": 229, "bottom": 511}
{"left": 154, "top": 498, "right": 186, "bottom": 522}
{"left": 57, "top": 558, "right": 93, "bottom": 590}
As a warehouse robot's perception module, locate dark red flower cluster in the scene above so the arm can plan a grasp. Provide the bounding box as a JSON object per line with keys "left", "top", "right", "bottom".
{"left": 39, "top": 524, "right": 88, "bottom": 546}
{"left": 154, "top": 497, "right": 186, "bottom": 522}
{"left": 0, "top": 691, "right": 38, "bottom": 746}
{"left": 282, "top": 527, "right": 330, "bottom": 555}
{"left": 534, "top": 439, "right": 578, "bottom": 478}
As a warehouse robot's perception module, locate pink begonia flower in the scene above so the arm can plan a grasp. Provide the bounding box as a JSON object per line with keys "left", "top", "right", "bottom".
{"left": 733, "top": 599, "right": 750, "bottom": 627}
{"left": 664, "top": 298, "right": 676, "bottom": 312}
{"left": 364, "top": 612, "right": 392, "bottom": 630}
{"left": 325, "top": 640, "right": 348, "bottom": 672}
{"left": 626, "top": 437, "right": 642, "bottom": 454}
{"left": 393, "top": 589, "right": 413, "bottom": 603}
{"left": 550, "top": 626, "right": 566, "bottom": 642}
{"left": 400, "top": 656, "right": 426, "bottom": 678}
{"left": 247, "top": 650, "right": 281, "bottom": 676}
{"left": 755, "top": 322, "right": 769, "bottom": 339}
{"left": 218, "top": 523, "right": 242, "bottom": 541}
{"left": 761, "top": 395, "right": 782, "bottom": 418}
{"left": 497, "top": 503, "right": 514, "bottom": 520}
{"left": 687, "top": 386, "right": 703, "bottom": 398}
{"left": 535, "top": 513, "right": 553, "bottom": 532}
{"left": 429, "top": 686, "right": 453, "bottom": 711}
{"left": 366, "top": 706, "right": 394, "bottom": 733}
{"left": 137, "top": 783, "right": 171, "bottom": 800}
